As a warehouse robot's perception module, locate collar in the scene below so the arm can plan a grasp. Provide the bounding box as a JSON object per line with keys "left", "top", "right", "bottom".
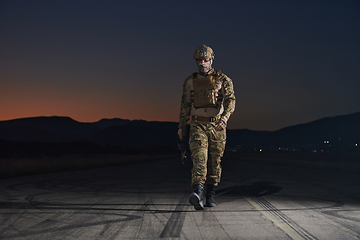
{"left": 198, "top": 68, "right": 215, "bottom": 77}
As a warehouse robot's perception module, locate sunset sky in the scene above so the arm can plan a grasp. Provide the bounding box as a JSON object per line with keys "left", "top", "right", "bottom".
{"left": 1, "top": 0, "right": 359, "bottom": 131}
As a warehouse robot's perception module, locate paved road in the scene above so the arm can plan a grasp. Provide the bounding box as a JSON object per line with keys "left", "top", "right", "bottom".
{"left": 1, "top": 155, "right": 360, "bottom": 239}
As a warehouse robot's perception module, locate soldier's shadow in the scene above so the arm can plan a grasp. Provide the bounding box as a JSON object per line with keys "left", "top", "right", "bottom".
{"left": 216, "top": 181, "right": 282, "bottom": 201}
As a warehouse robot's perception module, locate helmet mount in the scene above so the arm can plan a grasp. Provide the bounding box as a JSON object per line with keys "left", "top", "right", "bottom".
{"left": 193, "top": 45, "right": 215, "bottom": 60}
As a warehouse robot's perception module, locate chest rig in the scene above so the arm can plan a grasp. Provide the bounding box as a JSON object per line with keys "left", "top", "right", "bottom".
{"left": 191, "top": 71, "right": 223, "bottom": 109}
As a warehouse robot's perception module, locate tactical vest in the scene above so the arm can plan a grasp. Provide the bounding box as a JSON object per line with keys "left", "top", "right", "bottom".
{"left": 191, "top": 71, "right": 223, "bottom": 109}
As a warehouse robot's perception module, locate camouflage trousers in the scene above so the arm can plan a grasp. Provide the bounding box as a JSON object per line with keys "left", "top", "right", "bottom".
{"left": 189, "top": 121, "right": 226, "bottom": 187}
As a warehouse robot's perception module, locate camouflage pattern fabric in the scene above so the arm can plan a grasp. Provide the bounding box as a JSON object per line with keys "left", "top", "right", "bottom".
{"left": 220, "top": 72, "right": 236, "bottom": 122}
{"left": 178, "top": 68, "right": 235, "bottom": 187}
{"left": 178, "top": 77, "right": 192, "bottom": 137}
{"left": 178, "top": 69, "right": 235, "bottom": 133}
{"left": 189, "top": 121, "right": 226, "bottom": 186}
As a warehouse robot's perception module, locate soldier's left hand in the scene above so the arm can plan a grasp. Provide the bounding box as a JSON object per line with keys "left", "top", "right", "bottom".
{"left": 216, "top": 119, "right": 227, "bottom": 131}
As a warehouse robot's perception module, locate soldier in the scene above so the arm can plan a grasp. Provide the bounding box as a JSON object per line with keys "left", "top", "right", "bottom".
{"left": 178, "top": 45, "right": 236, "bottom": 210}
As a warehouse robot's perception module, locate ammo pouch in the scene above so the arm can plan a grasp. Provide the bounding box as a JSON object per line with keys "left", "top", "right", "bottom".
{"left": 191, "top": 72, "right": 223, "bottom": 109}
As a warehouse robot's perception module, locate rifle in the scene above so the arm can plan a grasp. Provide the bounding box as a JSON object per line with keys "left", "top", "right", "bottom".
{"left": 178, "top": 141, "right": 187, "bottom": 165}
{"left": 178, "top": 124, "right": 190, "bottom": 165}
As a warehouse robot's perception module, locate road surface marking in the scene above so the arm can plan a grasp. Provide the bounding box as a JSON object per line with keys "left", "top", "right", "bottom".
{"left": 245, "top": 196, "right": 317, "bottom": 240}
{"left": 160, "top": 193, "right": 188, "bottom": 238}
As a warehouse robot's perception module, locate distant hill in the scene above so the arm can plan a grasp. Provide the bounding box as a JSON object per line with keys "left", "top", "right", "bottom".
{"left": 89, "top": 120, "right": 178, "bottom": 147}
{"left": 226, "top": 129, "right": 270, "bottom": 149}
{"left": 0, "top": 112, "right": 360, "bottom": 153}
{"left": 0, "top": 116, "right": 95, "bottom": 142}
{"left": 0, "top": 116, "right": 175, "bottom": 146}
{"left": 0, "top": 116, "right": 268, "bottom": 148}
{"left": 257, "top": 112, "right": 360, "bottom": 152}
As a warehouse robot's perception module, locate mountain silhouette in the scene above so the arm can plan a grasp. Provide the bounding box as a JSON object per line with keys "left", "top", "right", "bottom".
{"left": 257, "top": 112, "right": 360, "bottom": 152}
{"left": 0, "top": 116, "right": 94, "bottom": 141}
{"left": 0, "top": 112, "right": 359, "bottom": 153}
{"left": 89, "top": 120, "right": 178, "bottom": 147}
{"left": 0, "top": 116, "right": 178, "bottom": 147}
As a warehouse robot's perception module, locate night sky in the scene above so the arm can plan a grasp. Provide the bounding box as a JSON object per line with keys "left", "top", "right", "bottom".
{"left": 1, "top": 0, "right": 359, "bottom": 131}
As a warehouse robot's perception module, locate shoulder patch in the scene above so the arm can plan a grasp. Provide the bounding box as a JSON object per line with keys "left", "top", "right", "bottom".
{"left": 212, "top": 70, "right": 221, "bottom": 76}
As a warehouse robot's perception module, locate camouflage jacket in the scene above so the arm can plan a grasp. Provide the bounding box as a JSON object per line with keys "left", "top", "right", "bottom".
{"left": 178, "top": 68, "right": 236, "bottom": 132}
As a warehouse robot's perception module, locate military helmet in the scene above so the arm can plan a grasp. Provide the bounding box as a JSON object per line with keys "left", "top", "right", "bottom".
{"left": 193, "top": 45, "right": 215, "bottom": 60}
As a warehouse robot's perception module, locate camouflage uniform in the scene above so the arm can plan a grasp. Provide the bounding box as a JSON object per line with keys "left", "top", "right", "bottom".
{"left": 179, "top": 68, "right": 236, "bottom": 187}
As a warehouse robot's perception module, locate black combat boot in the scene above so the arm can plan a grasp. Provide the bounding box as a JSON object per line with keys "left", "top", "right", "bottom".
{"left": 206, "top": 184, "right": 216, "bottom": 207}
{"left": 189, "top": 184, "right": 204, "bottom": 210}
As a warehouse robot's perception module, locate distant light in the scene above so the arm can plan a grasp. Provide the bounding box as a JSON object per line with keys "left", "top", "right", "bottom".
{"left": 356, "top": 143, "right": 358, "bottom": 147}
{"left": 260, "top": 149, "right": 262, "bottom": 152}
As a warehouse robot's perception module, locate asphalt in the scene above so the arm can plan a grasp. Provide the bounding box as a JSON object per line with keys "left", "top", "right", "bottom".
{"left": 1, "top": 155, "right": 360, "bottom": 239}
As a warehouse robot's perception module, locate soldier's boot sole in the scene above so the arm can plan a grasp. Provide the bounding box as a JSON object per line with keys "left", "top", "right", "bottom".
{"left": 189, "top": 192, "right": 204, "bottom": 210}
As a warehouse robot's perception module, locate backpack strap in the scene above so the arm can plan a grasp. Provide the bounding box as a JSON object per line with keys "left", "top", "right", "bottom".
{"left": 190, "top": 73, "right": 197, "bottom": 103}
